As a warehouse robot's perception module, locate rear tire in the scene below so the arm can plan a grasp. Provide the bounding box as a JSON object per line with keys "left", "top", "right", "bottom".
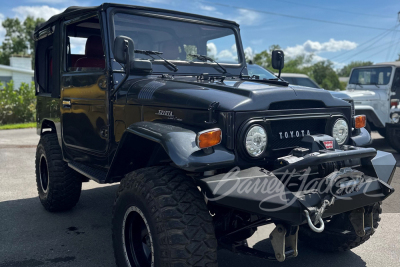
{"left": 112, "top": 166, "right": 218, "bottom": 267}
{"left": 35, "top": 133, "right": 82, "bottom": 212}
{"left": 298, "top": 203, "right": 381, "bottom": 252}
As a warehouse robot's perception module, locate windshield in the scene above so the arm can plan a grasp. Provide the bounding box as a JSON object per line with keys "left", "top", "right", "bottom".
{"left": 113, "top": 13, "right": 239, "bottom": 65}
{"left": 349, "top": 67, "right": 392, "bottom": 86}
{"left": 247, "top": 64, "right": 277, "bottom": 79}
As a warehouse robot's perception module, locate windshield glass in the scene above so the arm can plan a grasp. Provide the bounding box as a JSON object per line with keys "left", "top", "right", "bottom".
{"left": 349, "top": 67, "right": 392, "bottom": 86}
{"left": 113, "top": 13, "right": 239, "bottom": 64}
{"left": 247, "top": 64, "right": 277, "bottom": 79}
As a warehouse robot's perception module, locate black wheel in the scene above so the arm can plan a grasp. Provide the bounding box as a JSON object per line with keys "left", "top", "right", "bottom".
{"left": 35, "top": 133, "right": 82, "bottom": 212}
{"left": 112, "top": 166, "right": 218, "bottom": 267}
{"left": 377, "top": 127, "right": 386, "bottom": 138}
{"left": 387, "top": 125, "right": 400, "bottom": 153}
{"left": 298, "top": 203, "right": 381, "bottom": 252}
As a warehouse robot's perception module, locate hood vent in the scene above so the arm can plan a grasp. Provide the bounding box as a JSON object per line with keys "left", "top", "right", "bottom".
{"left": 269, "top": 100, "right": 325, "bottom": 110}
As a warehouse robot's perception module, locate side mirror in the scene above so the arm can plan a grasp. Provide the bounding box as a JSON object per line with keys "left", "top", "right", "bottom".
{"left": 114, "top": 35, "right": 134, "bottom": 63}
{"left": 111, "top": 36, "right": 152, "bottom": 98}
{"left": 271, "top": 50, "right": 284, "bottom": 78}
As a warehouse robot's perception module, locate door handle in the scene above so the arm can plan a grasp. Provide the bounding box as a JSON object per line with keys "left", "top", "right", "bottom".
{"left": 63, "top": 99, "right": 71, "bottom": 108}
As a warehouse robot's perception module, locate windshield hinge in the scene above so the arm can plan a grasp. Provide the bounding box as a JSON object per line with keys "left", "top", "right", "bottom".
{"left": 205, "top": 101, "right": 219, "bottom": 124}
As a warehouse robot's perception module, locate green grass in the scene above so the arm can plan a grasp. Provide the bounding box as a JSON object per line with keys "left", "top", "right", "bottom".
{"left": 0, "top": 122, "right": 36, "bottom": 130}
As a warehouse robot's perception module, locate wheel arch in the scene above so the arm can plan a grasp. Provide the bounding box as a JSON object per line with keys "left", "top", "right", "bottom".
{"left": 355, "top": 108, "right": 385, "bottom": 128}
{"left": 106, "top": 121, "right": 235, "bottom": 183}
{"left": 39, "top": 119, "right": 57, "bottom": 135}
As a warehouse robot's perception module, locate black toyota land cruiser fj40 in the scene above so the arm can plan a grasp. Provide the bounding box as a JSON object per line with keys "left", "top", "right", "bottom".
{"left": 34, "top": 3, "right": 396, "bottom": 266}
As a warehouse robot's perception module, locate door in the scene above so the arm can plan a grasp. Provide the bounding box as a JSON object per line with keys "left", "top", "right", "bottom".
{"left": 61, "top": 15, "right": 109, "bottom": 159}
{"left": 391, "top": 68, "right": 400, "bottom": 107}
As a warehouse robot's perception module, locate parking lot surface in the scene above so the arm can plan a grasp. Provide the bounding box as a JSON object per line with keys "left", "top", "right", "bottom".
{"left": 0, "top": 129, "right": 399, "bottom": 267}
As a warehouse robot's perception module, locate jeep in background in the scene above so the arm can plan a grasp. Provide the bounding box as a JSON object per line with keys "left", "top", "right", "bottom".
{"left": 34, "top": 3, "right": 396, "bottom": 267}
{"left": 345, "top": 62, "right": 400, "bottom": 152}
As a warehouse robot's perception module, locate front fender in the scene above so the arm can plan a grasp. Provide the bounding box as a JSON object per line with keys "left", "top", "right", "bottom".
{"left": 107, "top": 122, "right": 235, "bottom": 181}
{"left": 355, "top": 105, "right": 385, "bottom": 128}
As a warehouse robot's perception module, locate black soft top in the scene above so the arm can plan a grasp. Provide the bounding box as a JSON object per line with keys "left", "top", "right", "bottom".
{"left": 35, "top": 3, "right": 239, "bottom": 33}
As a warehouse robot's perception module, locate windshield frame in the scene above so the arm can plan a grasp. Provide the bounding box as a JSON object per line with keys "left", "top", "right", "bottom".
{"left": 107, "top": 7, "right": 246, "bottom": 76}
{"left": 349, "top": 66, "right": 393, "bottom": 87}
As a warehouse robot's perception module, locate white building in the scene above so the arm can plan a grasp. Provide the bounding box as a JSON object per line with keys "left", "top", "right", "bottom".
{"left": 0, "top": 56, "right": 34, "bottom": 89}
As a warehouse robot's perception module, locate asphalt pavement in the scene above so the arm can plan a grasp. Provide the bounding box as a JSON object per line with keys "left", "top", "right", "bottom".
{"left": 0, "top": 129, "right": 399, "bottom": 267}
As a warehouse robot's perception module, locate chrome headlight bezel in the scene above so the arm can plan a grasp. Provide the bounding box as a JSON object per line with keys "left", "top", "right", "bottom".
{"left": 244, "top": 124, "right": 268, "bottom": 158}
{"left": 332, "top": 118, "right": 349, "bottom": 145}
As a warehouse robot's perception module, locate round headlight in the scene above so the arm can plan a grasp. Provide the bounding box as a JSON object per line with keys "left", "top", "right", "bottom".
{"left": 332, "top": 119, "right": 349, "bottom": 145}
{"left": 245, "top": 125, "right": 267, "bottom": 157}
{"left": 391, "top": 112, "right": 399, "bottom": 124}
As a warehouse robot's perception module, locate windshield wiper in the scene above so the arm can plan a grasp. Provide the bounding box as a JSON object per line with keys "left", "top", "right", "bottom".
{"left": 353, "top": 82, "right": 363, "bottom": 88}
{"left": 188, "top": 54, "right": 227, "bottom": 74}
{"left": 134, "top": 49, "right": 178, "bottom": 72}
{"left": 371, "top": 82, "right": 380, "bottom": 88}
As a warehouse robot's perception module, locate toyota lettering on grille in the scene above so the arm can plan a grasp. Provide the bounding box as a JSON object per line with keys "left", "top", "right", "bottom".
{"left": 279, "top": 130, "right": 311, "bottom": 139}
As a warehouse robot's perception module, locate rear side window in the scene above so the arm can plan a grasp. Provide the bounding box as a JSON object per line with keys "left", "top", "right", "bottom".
{"left": 35, "top": 27, "right": 54, "bottom": 95}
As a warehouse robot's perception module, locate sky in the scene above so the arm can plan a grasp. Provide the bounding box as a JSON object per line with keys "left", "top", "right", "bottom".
{"left": 0, "top": 0, "right": 400, "bottom": 70}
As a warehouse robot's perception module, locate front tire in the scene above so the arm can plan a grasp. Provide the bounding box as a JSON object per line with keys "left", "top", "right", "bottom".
{"left": 386, "top": 125, "right": 400, "bottom": 153}
{"left": 298, "top": 203, "right": 381, "bottom": 252}
{"left": 112, "top": 166, "right": 218, "bottom": 267}
{"left": 35, "top": 133, "right": 82, "bottom": 212}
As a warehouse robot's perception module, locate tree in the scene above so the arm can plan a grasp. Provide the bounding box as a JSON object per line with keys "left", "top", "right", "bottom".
{"left": 253, "top": 44, "right": 281, "bottom": 70}
{"left": 311, "top": 61, "right": 341, "bottom": 90}
{"left": 253, "top": 45, "right": 313, "bottom": 74}
{"left": 338, "top": 61, "right": 373, "bottom": 77}
{"left": 0, "top": 16, "right": 45, "bottom": 66}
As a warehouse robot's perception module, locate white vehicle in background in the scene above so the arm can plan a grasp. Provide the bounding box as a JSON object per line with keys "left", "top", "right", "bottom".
{"left": 345, "top": 62, "right": 400, "bottom": 152}
{"left": 276, "top": 72, "right": 352, "bottom": 101}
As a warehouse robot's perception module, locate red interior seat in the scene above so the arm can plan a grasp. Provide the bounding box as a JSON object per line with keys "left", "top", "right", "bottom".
{"left": 74, "top": 35, "right": 105, "bottom": 69}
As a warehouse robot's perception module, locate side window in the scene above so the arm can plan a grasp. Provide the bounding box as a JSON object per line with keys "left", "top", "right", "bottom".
{"left": 35, "top": 29, "right": 54, "bottom": 95}
{"left": 65, "top": 16, "right": 104, "bottom": 72}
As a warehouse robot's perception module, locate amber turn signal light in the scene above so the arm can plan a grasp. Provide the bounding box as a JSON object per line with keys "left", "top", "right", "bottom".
{"left": 354, "top": 115, "right": 366, "bottom": 129}
{"left": 197, "top": 128, "right": 222, "bottom": 149}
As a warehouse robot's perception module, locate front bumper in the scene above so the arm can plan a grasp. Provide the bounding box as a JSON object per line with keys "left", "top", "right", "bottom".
{"left": 198, "top": 145, "right": 396, "bottom": 226}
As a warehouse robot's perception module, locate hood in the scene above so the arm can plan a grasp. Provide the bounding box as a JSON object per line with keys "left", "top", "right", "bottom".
{"left": 123, "top": 78, "right": 350, "bottom": 111}
{"left": 343, "top": 90, "right": 380, "bottom": 101}
{"left": 329, "top": 90, "right": 352, "bottom": 100}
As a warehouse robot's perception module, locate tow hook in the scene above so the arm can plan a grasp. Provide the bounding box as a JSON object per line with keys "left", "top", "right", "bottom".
{"left": 304, "top": 196, "right": 336, "bottom": 233}
{"left": 304, "top": 210, "right": 325, "bottom": 233}
{"left": 270, "top": 224, "right": 299, "bottom": 262}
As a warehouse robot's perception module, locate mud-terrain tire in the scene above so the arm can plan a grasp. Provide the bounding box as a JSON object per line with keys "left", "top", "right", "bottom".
{"left": 35, "top": 133, "right": 82, "bottom": 212}
{"left": 298, "top": 203, "right": 381, "bottom": 252}
{"left": 377, "top": 127, "right": 386, "bottom": 138}
{"left": 387, "top": 125, "right": 400, "bottom": 153}
{"left": 112, "top": 166, "right": 218, "bottom": 267}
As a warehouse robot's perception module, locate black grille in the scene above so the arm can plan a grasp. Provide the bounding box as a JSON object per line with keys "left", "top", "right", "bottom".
{"left": 269, "top": 119, "right": 326, "bottom": 149}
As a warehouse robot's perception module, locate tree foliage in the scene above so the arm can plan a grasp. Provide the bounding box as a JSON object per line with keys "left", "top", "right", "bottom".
{"left": 338, "top": 61, "right": 373, "bottom": 77}
{"left": 0, "top": 16, "right": 45, "bottom": 66}
{"left": 310, "top": 61, "right": 341, "bottom": 90}
{"left": 253, "top": 45, "right": 341, "bottom": 90}
{"left": 0, "top": 81, "right": 36, "bottom": 124}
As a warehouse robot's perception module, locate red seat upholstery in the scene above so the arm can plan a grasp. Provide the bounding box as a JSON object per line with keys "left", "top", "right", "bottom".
{"left": 74, "top": 35, "right": 105, "bottom": 69}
